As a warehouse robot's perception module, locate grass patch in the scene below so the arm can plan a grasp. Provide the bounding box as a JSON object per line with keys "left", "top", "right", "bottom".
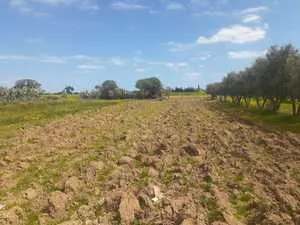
{"left": 290, "top": 168, "right": 300, "bottom": 184}
{"left": 182, "top": 155, "right": 198, "bottom": 165}
{"left": 134, "top": 167, "right": 150, "bottom": 188}
{"left": 0, "top": 95, "right": 123, "bottom": 139}
{"left": 215, "top": 101, "right": 300, "bottom": 133}
{"left": 170, "top": 91, "right": 206, "bottom": 97}
{"left": 199, "top": 195, "right": 224, "bottom": 224}
{"left": 229, "top": 191, "right": 255, "bottom": 219}
{"left": 161, "top": 170, "right": 175, "bottom": 187}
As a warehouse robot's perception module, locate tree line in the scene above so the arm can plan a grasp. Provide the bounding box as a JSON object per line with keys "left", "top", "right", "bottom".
{"left": 81, "top": 77, "right": 164, "bottom": 100}
{"left": 0, "top": 77, "right": 165, "bottom": 103}
{"left": 0, "top": 79, "right": 42, "bottom": 103}
{"left": 206, "top": 44, "right": 300, "bottom": 115}
{"left": 170, "top": 86, "right": 202, "bottom": 93}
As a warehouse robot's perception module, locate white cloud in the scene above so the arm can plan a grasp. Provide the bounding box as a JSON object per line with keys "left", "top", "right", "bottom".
{"left": 190, "top": 54, "right": 212, "bottom": 61}
{"left": 0, "top": 54, "right": 67, "bottom": 64}
{"left": 147, "top": 61, "right": 188, "bottom": 71}
{"left": 110, "top": 1, "right": 148, "bottom": 10}
{"left": 40, "top": 56, "right": 65, "bottom": 64}
{"left": 77, "top": 64, "right": 104, "bottom": 70}
{"left": 111, "top": 57, "right": 126, "bottom": 66}
{"left": 242, "top": 14, "right": 262, "bottom": 23}
{"left": 135, "top": 68, "right": 151, "bottom": 73}
{"left": 10, "top": 0, "right": 99, "bottom": 16}
{"left": 238, "top": 6, "right": 269, "bottom": 15}
{"left": 185, "top": 72, "right": 201, "bottom": 81}
{"left": 190, "top": 0, "right": 229, "bottom": 8}
{"left": 228, "top": 50, "right": 266, "bottom": 59}
{"left": 166, "top": 2, "right": 185, "bottom": 11}
{"left": 197, "top": 25, "right": 266, "bottom": 44}
{"left": 164, "top": 41, "right": 197, "bottom": 52}
{"left": 0, "top": 54, "right": 33, "bottom": 61}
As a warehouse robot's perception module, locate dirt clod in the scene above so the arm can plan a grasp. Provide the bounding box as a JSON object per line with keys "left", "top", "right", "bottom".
{"left": 64, "top": 176, "right": 84, "bottom": 194}
{"left": 23, "top": 187, "right": 38, "bottom": 200}
{"left": 0, "top": 207, "right": 26, "bottom": 225}
{"left": 119, "top": 192, "right": 141, "bottom": 225}
{"left": 183, "top": 143, "right": 201, "bottom": 156}
{"left": 48, "top": 191, "right": 69, "bottom": 219}
{"left": 118, "top": 156, "right": 134, "bottom": 167}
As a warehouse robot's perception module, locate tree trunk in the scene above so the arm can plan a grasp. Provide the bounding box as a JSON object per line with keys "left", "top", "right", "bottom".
{"left": 297, "top": 102, "right": 300, "bottom": 115}
{"left": 244, "top": 97, "right": 251, "bottom": 107}
{"left": 291, "top": 97, "right": 297, "bottom": 116}
{"left": 255, "top": 97, "right": 261, "bottom": 108}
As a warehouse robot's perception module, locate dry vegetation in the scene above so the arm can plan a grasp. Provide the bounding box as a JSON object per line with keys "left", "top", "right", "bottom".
{"left": 0, "top": 97, "right": 300, "bottom": 225}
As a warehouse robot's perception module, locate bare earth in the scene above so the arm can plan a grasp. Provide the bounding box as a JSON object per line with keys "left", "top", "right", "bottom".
{"left": 0, "top": 97, "right": 300, "bottom": 225}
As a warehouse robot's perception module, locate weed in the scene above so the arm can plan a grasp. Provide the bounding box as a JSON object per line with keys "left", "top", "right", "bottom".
{"left": 200, "top": 195, "right": 224, "bottom": 224}
{"left": 134, "top": 167, "right": 150, "bottom": 188}
{"left": 290, "top": 168, "right": 300, "bottom": 183}
{"left": 161, "top": 170, "right": 175, "bottom": 187}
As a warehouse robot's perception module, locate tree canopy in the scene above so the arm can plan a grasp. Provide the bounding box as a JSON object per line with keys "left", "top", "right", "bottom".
{"left": 64, "top": 86, "right": 75, "bottom": 94}
{"left": 135, "top": 77, "right": 163, "bottom": 98}
{"left": 14, "top": 79, "right": 41, "bottom": 89}
{"left": 206, "top": 44, "right": 300, "bottom": 115}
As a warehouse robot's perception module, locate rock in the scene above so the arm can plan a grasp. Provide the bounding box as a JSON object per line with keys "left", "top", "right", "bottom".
{"left": 181, "top": 218, "right": 195, "bottom": 225}
{"left": 105, "top": 191, "right": 123, "bottom": 211}
{"left": 85, "top": 161, "right": 104, "bottom": 181}
{"left": 58, "top": 220, "right": 82, "bottom": 225}
{"left": 77, "top": 205, "right": 95, "bottom": 220}
{"left": 64, "top": 176, "right": 84, "bottom": 194}
{"left": 23, "top": 188, "right": 38, "bottom": 200}
{"left": 183, "top": 144, "right": 201, "bottom": 156}
{"left": 151, "top": 185, "right": 163, "bottom": 203}
{"left": 89, "top": 161, "right": 104, "bottom": 170}
{"left": 0, "top": 204, "right": 5, "bottom": 210}
{"left": 119, "top": 192, "right": 141, "bottom": 225}
{"left": 0, "top": 160, "right": 7, "bottom": 167}
{"left": 0, "top": 206, "right": 26, "bottom": 225}
{"left": 85, "top": 219, "right": 99, "bottom": 225}
{"left": 171, "top": 197, "right": 188, "bottom": 214}
{"left": 48, "top": 191, "right": 69, "bottom": 219}
{"left": 148, "top": 167, "right": 159, "bottom": 177}
{"left": 118, "top": 156, "right": 133, "bottom": 167}
{"left": 295, "top": 215, "right": 300, "bottom": 225}
{"left": 3, "top": 156, "right": 13, "bottom": 163}
{"left": 98, "top": 213, "right": 113, "bottom": 224}
{"left": 38, "top": 213, "right": 52, "bottom": 225}
{"left": 263, "top": 213, "right": 294, "bottom": 225}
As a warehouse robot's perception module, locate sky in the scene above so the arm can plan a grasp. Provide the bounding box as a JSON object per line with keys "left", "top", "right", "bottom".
{"left": 0, "top": 0, "right": 300, "bottom": 92}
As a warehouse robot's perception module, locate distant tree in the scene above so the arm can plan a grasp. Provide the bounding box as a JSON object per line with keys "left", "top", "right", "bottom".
{"left": 135, "top": 77, "right": 163, "bottom": 98}
{"left": 93, "top": 80, "right": 121, "bottom": 99}
{"left": 64, "top": 86, "right": 75, "bottom": 94}
{"left": 14, "top": 79, "right": 41, "bottom": 89}
{"left": 287, "top": 53, "right": 300, "bottom": 115}
{"left": 206, "top": 44, "right": 300, "bottom": 115}
{"left": 102, "top": 80, "right": 118, "bottom": 91}
{"left": 13, "top": 79, "right": 42, "bottom": 101}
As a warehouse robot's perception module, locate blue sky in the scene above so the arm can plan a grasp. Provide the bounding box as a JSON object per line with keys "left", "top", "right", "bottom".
{"left": 0, "top": 0, "right": 300, "bottom": 92}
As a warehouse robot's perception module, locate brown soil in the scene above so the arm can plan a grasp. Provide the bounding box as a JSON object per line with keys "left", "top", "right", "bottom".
{"left": 0, "top": 97, "right": 300, "bottom": 225}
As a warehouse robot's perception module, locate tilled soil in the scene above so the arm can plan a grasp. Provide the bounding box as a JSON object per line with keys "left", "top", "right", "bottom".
{"left": 0, "top": 97, "right": 300, "bottom": 225}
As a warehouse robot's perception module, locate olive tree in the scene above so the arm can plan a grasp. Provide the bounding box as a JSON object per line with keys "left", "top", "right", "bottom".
{"left": 64, "top": 86, "right": 75, "bottom": 95}
{"left": 206, "top": 44, "right": 300, "bottom": 115}
{"left": 287, "top": 54, "right": 300, "bottom": 115}
{"left": 135, "top": 77, "right": 163, "bottom": 99}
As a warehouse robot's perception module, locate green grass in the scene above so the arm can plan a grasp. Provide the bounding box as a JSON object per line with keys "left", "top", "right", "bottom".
{"left": 0, "top": 95, "right": 123, "bottom": 139}
{"left": 169, "top": 91, "right": 206, "bottom": 96}
{"left": 215, "top": 101, "right": 300, "bottom": 133}
{"left": 199, "top": 195, "right": 224, "bottom": 224}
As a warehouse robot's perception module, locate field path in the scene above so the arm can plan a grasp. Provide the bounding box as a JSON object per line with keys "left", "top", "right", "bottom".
{"left": 1, "top": 97, "right": 300, "bottom": 225}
